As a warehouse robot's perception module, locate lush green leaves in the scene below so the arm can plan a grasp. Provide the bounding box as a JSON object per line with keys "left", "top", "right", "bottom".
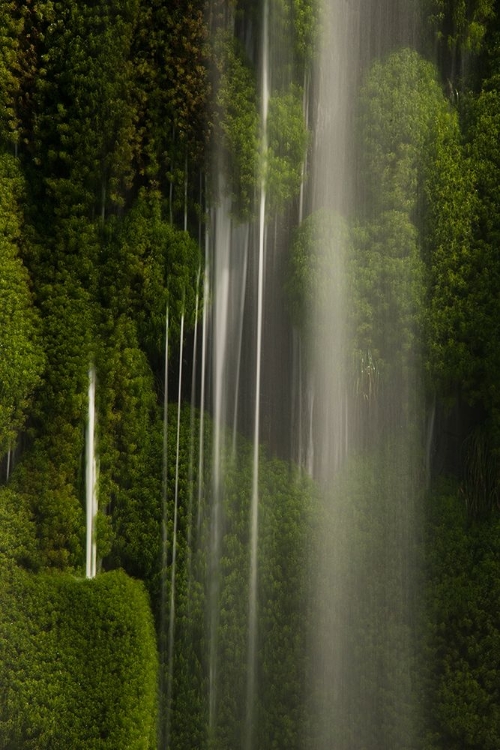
{"left": 425, "top": 0, "right": 495, "bottom": 54}
{"left": 0, "top": 152, "right": 44, "bottom": 458}
{"left": 100, "top": 191, "right": 201, "bottom": 358}
{"left": 359, "top": 48, "right": 448, "bottom": 219}
{"left": 423, "top": 481, "right": 500, "bottom": 749}
{"left": 214, "top": 31, "right": 260, "bottom": 217}
{"left": 0, "top": 569, "right": 158, "bottom": 749}
{"left": 287, "top": 208, "right": 349, "bottom": 334}
{"left": 266, "top": 85, "right": 308, "bottom": 212}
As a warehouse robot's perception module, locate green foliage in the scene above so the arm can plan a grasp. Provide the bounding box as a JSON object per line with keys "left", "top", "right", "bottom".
{"left": 465, "top": 87, "right": 500, "bottom": 441}
{"left": 97, "top": 314, "right": 162, "bottom": 583}
{"left": 158, "top": 406, "right": 317, "bottom": 750}
{"left": 424, "top": 104, "right": 478, "bottom": 395}
{"left": 215, "top": 53, "right": 308, "bottom": 218}
{"left": 290, "top": 0, "right": 318, "bottom": 65}
{"left": 213, "top": 31, "right": 260, "bottom": 218}
{"left": 9, "top": 437, "right": 86, "bottom": 571}
{"left": 423, "top": 481, "right": 500, "bottom": 749}
{"left": 308, "top": 439, "right": 423, "bottom": 749}
{"left": 161, "top": 0, "right": 210, "bottom": 157}
{"left": 351, "top": 49, "right": 456, "bottom": 419}
{"left": 351, "top": 211, "right": 425, "bottom": 373}
{"left": 0, "top": 152, "right": 44, "bottom": 457}
{"left": 0, "top": 569, "right": 158, "bottom": 749}
{"left": 3, "top": 0, "right": 500, "bottom": 747}
{"left": 100, "top": 190, "right": 202, "bottom": 358}
{"left": 266, "top": 85, "right": 308, "bottom": 213}
{"left": 28, "top": 0, "right": 140, "bottom": 219}
{"left": 15, "top": 266, "right": 95, "bottom": 569}
{"left": 157, "top": 404, "right": 209, "bottom": 749}
{"left": 425, "top": 0, "right": 495, "bottom": 54}
{"left": 269, "top": 0, "right": 319, "bottom": 79}
{"left": 424, "top": 68, "right": 500, "bottom": 458}
{"left": 257, "top": 459, "right": 315, "bottom": 749}
{"left": 359, "top": 48, "right": 447, "bottom": 219}
{"left": 0, "top": 486, "right": 39, "bottom": 571}
{"left": 288, "top": 205, "right": 424, "bottom": 400}
{"left": 0, "top": 0, "right": 22, "bottom": 146}
{"left": 287, "top": 208, "right": 349, "bottom": 334}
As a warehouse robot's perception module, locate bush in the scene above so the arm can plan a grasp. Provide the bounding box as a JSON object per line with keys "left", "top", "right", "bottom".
{"left": 0, "top": 569, "right": 158, "bottom": 749}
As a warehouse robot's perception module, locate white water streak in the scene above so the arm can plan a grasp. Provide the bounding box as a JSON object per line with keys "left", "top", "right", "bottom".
{"left": 245, "top": 1, "right": 269, "bottom": 744}
{"left": 160, "top": 307, "right": 170, "bottom": 743}
{"left": 184, "top": 155, "right": 188, "bottom": 232}
{"left": 162, "top": 307, "right": 170, "bottom": 570}
{"left": 166, "top": 310, "right": 185, "bottom": 748}
{"left": 209, "top": 198, "right": 232, "bottom": 732}
{"left": 231, "top": 226, "right": 249, "bottom": 456}
{"left": 197, "top": 234, "right": 209, "bottom": 537}
{"left": 86, "top": 366, "right": 97, "bottom": 579}
{"left": 187, "top": 270, "right": 201, "bottom": 561}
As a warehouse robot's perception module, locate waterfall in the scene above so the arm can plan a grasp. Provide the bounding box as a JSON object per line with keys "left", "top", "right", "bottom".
{"left": 85, "top": 365, "right": 97, "bottom": 579}
{"left": 231, "top": 225, "right": 249, "bottom": 457}
{"left": 197, "top": 233, "right": 209, "bottom": 538}
{"left": 305, "top": 2, "right": 422, "bottom": 746}
{"left": 208, "top": 196, "right": 231, "bottom": 734}
{"left": 159, "top": 307, "right": 169, "bottom": 747}
{"left": 169, "top": 0, "right": 423, "bottom": 747}
{"left": 165, "top": 311, "right": 185, "bottom": 748}
{"left": 187, "top": 270, "right": 201, "bottom": 565}
{"left": 245, "top": 1, "right": 269, "bottom": 743}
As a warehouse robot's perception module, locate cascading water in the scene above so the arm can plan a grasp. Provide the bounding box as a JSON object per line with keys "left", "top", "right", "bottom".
{"left": 187, "top": 271, "right": 201, "bottom": 567}
{"left": 305, "top": 1, "right": 422, "bottom": 747}
{"left": 159, "top": 307, "right": 169, "bottom": 747}
{"left": 165, "top": 311, "right": 185, "bottom": 748}
{"left": 166, "top": 0, "right": 424, "bottom": 747}
{"left": 245, "top": 1, "right": 269, "bottom": 744}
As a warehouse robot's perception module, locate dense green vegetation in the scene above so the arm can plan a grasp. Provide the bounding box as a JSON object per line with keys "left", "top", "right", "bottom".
{"left": 423, "top": 479, "right": 500, "bottom": 749}
{"left": 158, "top": 406, "right": 316, "bottom": 750}
{"left": 0, "top": 565, "right": 158, "bottom": 749}
{"left": 0, "top": 0, "right": 499, "bottom": 747}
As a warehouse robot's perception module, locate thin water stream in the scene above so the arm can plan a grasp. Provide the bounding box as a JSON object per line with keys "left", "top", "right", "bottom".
{"left": 85, "top": 366, "right": 97, "bottom": 580}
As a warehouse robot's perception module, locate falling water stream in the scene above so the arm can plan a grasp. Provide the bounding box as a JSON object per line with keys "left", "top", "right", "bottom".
{"left": 165, "top": 311, "right": 185, "bottom": 748}
{"left": 165, "top": 0, "right": 422, "bottom": 747}
{"left": 245, "top": 1, "right": 269, "bottom": 744}
{"left": 85, "top": 365, "right": 97, "bottom": 580}
{"left": 160, "top": 307, "right": 169, "bottom": 747}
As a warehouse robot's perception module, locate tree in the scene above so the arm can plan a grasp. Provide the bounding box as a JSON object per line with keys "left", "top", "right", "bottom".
{"left": 358, "top": 48, "right": 448, "bottom": 221}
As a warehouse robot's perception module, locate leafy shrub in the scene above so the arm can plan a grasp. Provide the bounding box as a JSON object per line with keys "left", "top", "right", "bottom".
{"left": 0, "top": 569, "right": 158, "bottom": 750}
